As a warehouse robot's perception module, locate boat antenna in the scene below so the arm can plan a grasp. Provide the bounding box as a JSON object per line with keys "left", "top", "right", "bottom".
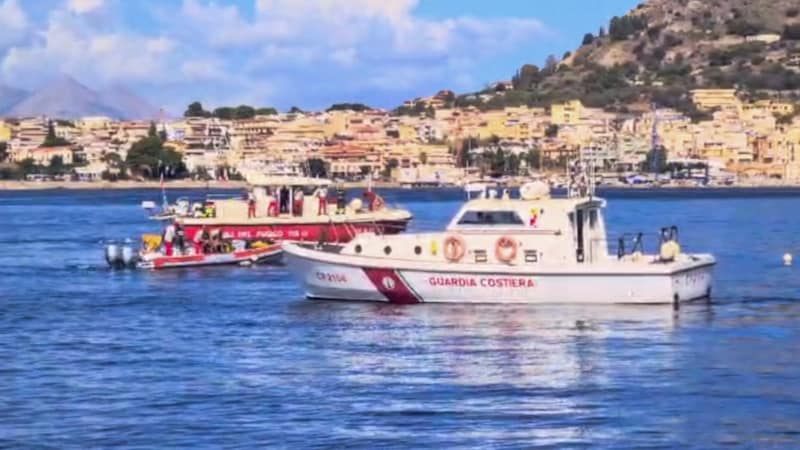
{"left": 159, "top": 161, "right": 168, "bottom": 210}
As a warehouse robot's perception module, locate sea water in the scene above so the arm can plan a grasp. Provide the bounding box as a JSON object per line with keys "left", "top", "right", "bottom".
{"left": 1, "top": 187, "right": 799, "bottom": 448}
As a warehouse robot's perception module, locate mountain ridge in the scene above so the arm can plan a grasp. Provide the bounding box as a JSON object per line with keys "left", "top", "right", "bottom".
{"left": 0, "top": 75, "right": 161, "bottom": 120}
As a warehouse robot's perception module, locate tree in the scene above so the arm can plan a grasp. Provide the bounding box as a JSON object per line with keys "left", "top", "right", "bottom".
{"left": 645, "top": 145, "right": 668, "bottom": 173}
{"left": 102, "top": 152, "right": 126, "bottom": 178}
{"left": 126, "top": 135, "right": 185, "bottom": 179}
{"left": 42, "top": 120, "right": 71, "bottom": 147}
{"left": 148, "top": 121, "right": 158, "bottom": 138}
{"left": 184, "top": 101, "right": 211, "bottom": 118}
{"left": 726, "top": 18, "right": 763, "bottom": 37}
{"left": 609, "top": 15, "right": 647, "bottom": 41}
{"left": 0, "top": 142, "right": 7, "bottom": 162}
{"left": 212, "top": 106, "right": 235, "bottom": 120}
{"left": 18, "top": 158, "right": 37, "bottom": 176}
{"left": 257, "top": 107, "right": 279, "bottom": 115}
{"left": 47, "top": 155, "right": 66, "bottom": 175}
{"left": 544, "top": 54, "right": 559, "bottom": 75}
{"left": 582, "top": 33, "right": 595, "bottom": 46}
{"left": 305, "top": 158, "right": 327, "bottom": 177}
{"left": 326, "top": 103, "right": 370, "bottom": 112}
{"left": 545, "top": 124, "right": 559, "bottom": 138}
{"left": 457, "top": 137, "right": 479, "bottom": 167}
{"left": 598, "top": 26, "right": 606, "bottom": 38}
{"left": 512, "top": 64, "right": 543, "bottom": 90}
{"left": 419, "top": 151, "right": 428, "bottom": 165}
{"left": 234, "top": 105, "right": 256, "bottom": 119}
{"left": 288, "top": 106, "right": 304, "bottom": 114}
{"left": 525, "top": 148, "right": 541, "bottom": 170}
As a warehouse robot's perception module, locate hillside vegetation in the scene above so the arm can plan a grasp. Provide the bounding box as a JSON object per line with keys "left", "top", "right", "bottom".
{"left": 457, "top": 0, "right": 800, "bottom": 115}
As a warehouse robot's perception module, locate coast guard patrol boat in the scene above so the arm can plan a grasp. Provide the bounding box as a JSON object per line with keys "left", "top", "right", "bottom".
{"left": 283, "top": 162, "right": 715, "bottom": 306}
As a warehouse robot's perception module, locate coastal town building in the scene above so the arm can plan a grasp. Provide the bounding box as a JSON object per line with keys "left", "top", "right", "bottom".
{"left": 2, "top": 88, "right": 800, "bottom": 185}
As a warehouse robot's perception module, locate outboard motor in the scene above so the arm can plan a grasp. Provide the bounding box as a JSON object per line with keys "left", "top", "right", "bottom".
{"left": 105, "top": 243, "right": 123, "bottom": 268}
{"left": 121, "top": 242, "right": 138, "bottom": 268}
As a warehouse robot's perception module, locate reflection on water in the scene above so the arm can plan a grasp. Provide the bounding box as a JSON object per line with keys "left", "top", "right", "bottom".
{"left": 1, "top": 188, "right": 800, "bottom": 448}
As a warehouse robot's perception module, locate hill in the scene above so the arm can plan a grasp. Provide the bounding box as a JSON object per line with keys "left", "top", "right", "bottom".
{"left": 0, "top": 84, "right": 29, "bottom": 113}
{"left": 98, "top": 84, "right": 161, "bottom": 120}
{"left": 458, "top": 0, "right": 800, "bottom": 116}
{"left": 1, "top": 76, "right": 160, "bottom": 120}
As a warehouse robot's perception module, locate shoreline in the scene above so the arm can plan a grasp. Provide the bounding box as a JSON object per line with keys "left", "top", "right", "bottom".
{"left": 2, "top": 179, "right": 800, "bottom": 191}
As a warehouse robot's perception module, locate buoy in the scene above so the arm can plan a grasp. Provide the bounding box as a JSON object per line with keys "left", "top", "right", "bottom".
{"left": 783, "top": 253, "right": 793, "bottom": 266}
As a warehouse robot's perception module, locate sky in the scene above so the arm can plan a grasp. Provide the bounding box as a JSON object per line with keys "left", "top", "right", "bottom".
{"left": 0, "top": 0, "right": 641, "bottom": 113}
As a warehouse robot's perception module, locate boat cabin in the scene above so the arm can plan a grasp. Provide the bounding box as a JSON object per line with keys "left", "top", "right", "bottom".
{"left": 342, "top": 183, "right": 611, "bottom": 266}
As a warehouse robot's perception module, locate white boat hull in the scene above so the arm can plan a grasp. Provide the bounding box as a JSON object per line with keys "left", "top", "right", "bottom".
{"left": 284, "top": 245, "right": 714, "bottom": 305}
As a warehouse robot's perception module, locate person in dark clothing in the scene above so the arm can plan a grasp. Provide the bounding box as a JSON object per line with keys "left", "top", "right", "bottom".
{"left": 336, "top": 184, "right": 346, "bottom": 214}
{"left": 279, "top": 186, "right": 290, "bottom": 214}
{"left": 174, "top": 223, "right": 187, "bottom": 254}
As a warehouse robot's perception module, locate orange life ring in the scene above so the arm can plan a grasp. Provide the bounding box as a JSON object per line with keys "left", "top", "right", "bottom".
{"left": 495, "top": 236, "right": 518, "bottom": 264}
{"left": 443, "top": 235, "right": 466, "bottom": 263}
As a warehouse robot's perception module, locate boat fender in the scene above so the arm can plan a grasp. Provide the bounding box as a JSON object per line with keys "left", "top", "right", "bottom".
{"left": 659, "top": 240, "right": 681, "bottom": 262}
{"left": 495, "top": 236, "right": 518, "bottom": 264}
{"left": 348, "top": 198, "right": 363, "bottom": 212}
{"left": 443, "top": 235, "right": 466, "bottom": 263}
{"left": 430, "top": 240, "right": 438, "bottom": 256}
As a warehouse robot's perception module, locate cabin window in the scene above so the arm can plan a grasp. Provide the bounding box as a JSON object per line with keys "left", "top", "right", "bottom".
{"left": 414, "top": 245, "right": 422, "bottom": 255}
{"left": 457, "top": 210, "right": 524, "bottom": 226}
{"left": 589, "top": 209, "right": 598, "bottom": 229}
{"left": 384, "top": 246, "right": 392, "bottom": 255}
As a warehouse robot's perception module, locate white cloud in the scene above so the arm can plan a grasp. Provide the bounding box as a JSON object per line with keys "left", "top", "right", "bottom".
{"left": 0, "top": 0, "right": 28, "bottom": 46}
{"left": 181, "top": 59, "right": 226, "bottom": 81}
{"left": 1, "top": 11, "right": 175, "bottom": 85}
{"left": 0, "top": 0, "right": 548, "bottom": 110}
{"left": 67, "top": 0, "right": 104, "bottom": 14}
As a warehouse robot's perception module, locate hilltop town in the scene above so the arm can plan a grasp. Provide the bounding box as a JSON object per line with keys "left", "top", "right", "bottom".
{"left": 2, "top": 0, "right": 800, "bottom": 188}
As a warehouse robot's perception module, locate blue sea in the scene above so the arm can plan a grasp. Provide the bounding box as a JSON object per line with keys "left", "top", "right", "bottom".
{"left": 1, "top": 187, "right": 800, "bottom": 449}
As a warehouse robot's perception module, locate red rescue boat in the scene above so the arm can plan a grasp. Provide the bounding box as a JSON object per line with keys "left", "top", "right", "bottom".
{"left": 177, "top": 175, "right": 412, "bottom": 243}
{"left": 137, "top": 243, "right": 283, "bottom": 270}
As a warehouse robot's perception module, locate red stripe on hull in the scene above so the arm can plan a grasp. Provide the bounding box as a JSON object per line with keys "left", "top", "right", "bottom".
{"left": 363, "top": 269, "right": 421, "bottom": 304}
{"left": 183, "top": 221, "right": 408, "bottom": 243}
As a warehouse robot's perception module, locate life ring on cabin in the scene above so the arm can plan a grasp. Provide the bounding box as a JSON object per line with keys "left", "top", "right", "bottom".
{"left": 495, "top": 236, "right": 518, "bottom": 264}
{"left": 443, "top": 235, "right": 466, "bottom": 263}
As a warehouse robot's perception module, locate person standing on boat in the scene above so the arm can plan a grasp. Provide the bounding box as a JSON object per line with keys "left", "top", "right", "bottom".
{"left": 174, "top": 223, "right": 187, "bottom": 255}
{"left": 336, "top": 184, "right": 346, "bottom": 214}
{"left": 163, "top": 222, "right": 176, "bottom": 256}
{"left": 293, "top": 189, "right": 304, "bottom": 216}
{"left": 193, "top": 226, "right": 208, "bottom": 254}
{"left": 279, "top": 186, "right": 289, "bottom": 215}
{"left": 247, "top": 190, "right": 256, "bottom": 218}
{"left": 317, "top": 186, "right": 328, "bottom": 215}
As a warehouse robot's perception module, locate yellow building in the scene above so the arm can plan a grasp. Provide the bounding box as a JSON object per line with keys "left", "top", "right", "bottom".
{"left": 0, "top": 120, "right": 11, "bottom": 141}
{"left": 550, "top": 100, "right": 583, "bottom": 125}
{"left": 690, "top": 89, "right": 741, "bottom": 112}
